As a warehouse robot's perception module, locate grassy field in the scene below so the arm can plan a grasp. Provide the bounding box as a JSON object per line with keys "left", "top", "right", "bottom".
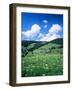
{"left": 21, "top": 38, "right": 63, "bottom": 77}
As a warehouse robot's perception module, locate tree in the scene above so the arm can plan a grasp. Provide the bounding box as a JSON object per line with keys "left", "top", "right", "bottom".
{"left": 51, "top": 46, "right": 56, "bottom": 49}
{"left": 21, "top": 46, "right": 28, "bottom": 57}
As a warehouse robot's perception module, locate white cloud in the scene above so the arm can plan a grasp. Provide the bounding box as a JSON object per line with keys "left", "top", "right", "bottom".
{"left": 22, "top": 23, "right": 62, "bottom": 41}
{"left": 43, "top": 20, "right": 48, "bottom": 29}
{"left": 44, "top": 25, "right": 47, "bottom": 28}
{"left": 43, "top": 20, "right": 48, "bottom": 23}
{"left": 38, "top": 33, "right": 44, "bottom": 39}
{"left": 40, "top": 33, "right": 61, "bottom": 41}
{"left": 22, "top": 24, "right": 41, "bottom": 40}
{"left": 49, "top": 24, "right": 62, "bottom": 34}
{"left": 40, "top": 24, "right": 62, "bottom": 41}
{"left": 36, "top": 33, "right": 44, "bottom": 41}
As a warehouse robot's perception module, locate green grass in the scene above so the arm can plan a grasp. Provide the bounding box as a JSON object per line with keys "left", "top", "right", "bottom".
{"left": 21, "top": 39, "right": 63, "bottom": 77}
{"left": 21, "top": 53, "right": 63, "bottom": 77}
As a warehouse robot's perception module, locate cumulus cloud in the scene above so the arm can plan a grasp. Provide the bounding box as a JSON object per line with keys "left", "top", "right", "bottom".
{"left": 22, "top": 24, "right": 41, "bottom": 40}
{"left": 40, "top": 33, "right": 61, "bottom": 41}
{"left": 38, "top": 33, "right": 44, "bottom": 39}
{"left": 40, "top": 24, "right": 62, "bottom": 41}
{"left": 22, "top": 23, "right": 62, "bottom": 41}
{"left": 49, "top": 24, "right": 62, "bottom": 34}
{"left": 43, "top": 20, "right": 48, "bottom": 24}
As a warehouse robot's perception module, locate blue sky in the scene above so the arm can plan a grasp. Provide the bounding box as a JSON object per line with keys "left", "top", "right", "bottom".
{"left": 21, "top": 12, "right": 63, "bottom": 41}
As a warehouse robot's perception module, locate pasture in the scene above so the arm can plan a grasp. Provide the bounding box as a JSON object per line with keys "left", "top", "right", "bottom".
{"left": 21, "top": 38, "right": 63, "bottom": 77}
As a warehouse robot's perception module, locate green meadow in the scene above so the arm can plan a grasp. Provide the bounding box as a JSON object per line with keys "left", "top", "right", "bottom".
{"left": 21, "top": 38, "right": 63, "bottom": 77}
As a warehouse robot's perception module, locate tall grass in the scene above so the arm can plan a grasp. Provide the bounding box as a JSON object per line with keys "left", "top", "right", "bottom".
{"left": 21, "top": 39, "right": 63, "bottom": 77}
{"left": 21, "top": 53, "right": 63, "bottom": 77}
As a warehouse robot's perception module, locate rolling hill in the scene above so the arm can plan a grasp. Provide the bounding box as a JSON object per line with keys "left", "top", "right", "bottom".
{"left": 22, "top": 38, "right": 63, "bottom": 57}
{"left": 21, "top": 38, "right": 63, "bottom": 77}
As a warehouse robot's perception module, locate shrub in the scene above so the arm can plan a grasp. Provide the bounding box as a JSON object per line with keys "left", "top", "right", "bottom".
{"left": 51, "top": 46, "right": 56, "bottom": 49}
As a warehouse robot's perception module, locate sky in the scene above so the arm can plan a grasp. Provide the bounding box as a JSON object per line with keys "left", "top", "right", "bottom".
{"left": 21, "top": 12, "right": 63, "bottom": 41}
